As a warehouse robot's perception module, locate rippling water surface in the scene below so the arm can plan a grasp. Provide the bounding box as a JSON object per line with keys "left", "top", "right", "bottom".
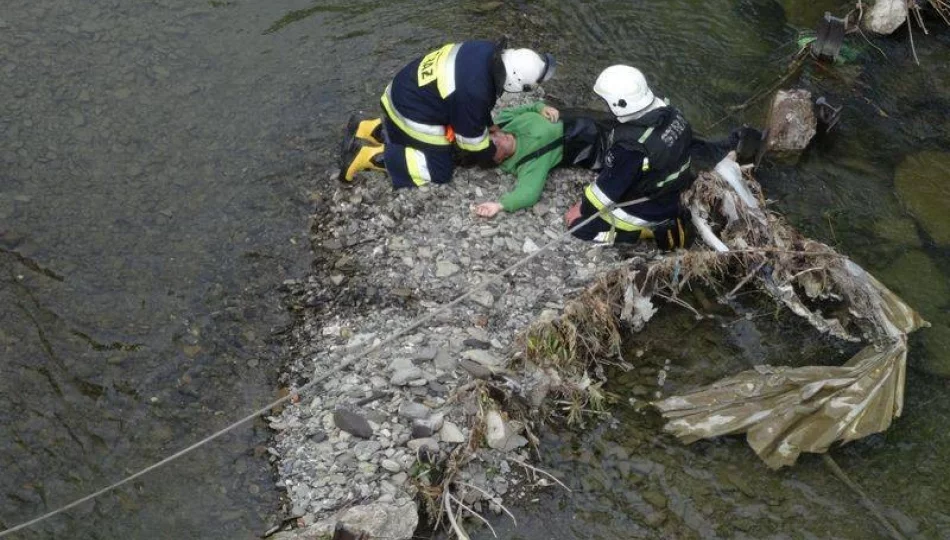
{"left": 2, "top": 0, "right": 948, "bottom": 538}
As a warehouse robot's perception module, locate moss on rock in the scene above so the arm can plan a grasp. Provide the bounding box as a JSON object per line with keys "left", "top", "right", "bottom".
{"left": 895, "top": 151, "right": 950, "bottom": 245}
{"left": 879, "top": 249, "right": 950, "bottom": 377}
{"left": 873, "top": 217, "right": 922, "bottom": 249}
{"left": 917, "top": 317, "right": 950, "bottom": 378}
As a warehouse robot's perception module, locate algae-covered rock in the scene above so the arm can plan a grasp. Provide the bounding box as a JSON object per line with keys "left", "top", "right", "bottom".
{"left": 873, "top": 217, "right": 922, "bottom": 249}
{"left": 879, "top": 249, "right": 950, "bottom": 377}
{"left": 879, "top": 250, "right": 949, "bottom": 314}
{"left": 917, "top": 317, "right": 950, "bottom": 378}
{"left": 894, "top": 151, "right": 950, "bottom": 245}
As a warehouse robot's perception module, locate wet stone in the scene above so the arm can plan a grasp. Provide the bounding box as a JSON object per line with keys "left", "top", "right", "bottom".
{"left": 380, "top": 459, "right": 401, "bottom": 473}
{"left": 406, "top": 438, "right": 439, "bottom": 453}
{"left": 462, "top": 338, "right": 491, "bottom": 350}
{"left": 435, "top": 260, "right": 459, "bottom": 277}
{"left": 459, "top": 358, "right": 493, "bottom": 379}
{"left": 414, "top": 347, "right": 438, "bottom": 362}
{"left": 439, "top": 421, "right": 466, "bottom": 444}
{"left": 397, "top": 401, "right": 431, "bottom": 420}
{"left": 434, "top": 349, "right": 456, "bottom": 371}
{"left": 390, "top": 366, "right": 423, "bottom": 386}
{"left": 333, "top": 409, "right": 374, "bottom": 439}
{"left": 470, "top": 290, "right": 495, "bottom": 308}
{"left": 522, "top": 238, "right": 540, "bottom": 253}
{"left": 462, "top": 349, "right": 502, "bottom": 367}
{"left": 642, "top": 490, "right": 668, "bottom": 509}
{"left": 411, "top": 415, "right": 444, "bottom": 438}
{"left": 766, "top": 89, "right": 816, "bottom": 155}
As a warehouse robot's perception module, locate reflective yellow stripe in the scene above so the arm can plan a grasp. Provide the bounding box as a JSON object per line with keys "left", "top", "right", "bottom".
{"left": 455, "top": 129, "right": 490, "bottom": 152}
{"left": 584, "top": 184, "right": 656, "bottom": 232}
{"left": 381, "top": 85, "right": 451, "bottom": 147}
{"left": 436, "top": 44, "right": 460, "bottom": 98}
{"left": 656, "top": 158, "right": 691, "bottom": 188}
{"left": 637, "top": 126, "right": 654, "bottom": 144}
{"left": 417, "top": 43, "right": 460, "bottom": 99}
{"left": 404, "top": 148, "right": 431, "bottom": 187}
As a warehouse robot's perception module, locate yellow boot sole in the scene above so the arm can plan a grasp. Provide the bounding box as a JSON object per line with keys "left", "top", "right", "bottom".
{"left": 356, "top": 117, "right": 383, "bottom": 145}
{"left": 340, "top": 142, "right": 384, "bottom": 182}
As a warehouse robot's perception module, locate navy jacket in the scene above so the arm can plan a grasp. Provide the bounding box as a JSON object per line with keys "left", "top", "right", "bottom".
{"left": 387, "top": 40, "right": 499, "bottom": 162}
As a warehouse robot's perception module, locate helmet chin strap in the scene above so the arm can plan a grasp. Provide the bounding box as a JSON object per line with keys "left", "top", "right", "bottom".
{"left": 616, "top": 97, "right": 665, "bottom": 123}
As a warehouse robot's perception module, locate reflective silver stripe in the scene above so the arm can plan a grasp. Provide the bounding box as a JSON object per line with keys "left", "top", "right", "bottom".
{"left": 455, "top": 129, "right": 489, "bottom": 148}
{"left": 415, "top": 150, "right": 432, "bottom": 183}
{"left": 383, "top": 83, "right": 447, "bottom": 137}
{"left": 593, "top": 231, "right": 616, "bottom": 244}
{"left": 437, "top": 44, "right": 461, "bottom": 98}
{"left": 587, "top": 183, "right": 658, "bottom": 228}
{"left": 405, "top": 148, "right": 432, "bottom": 186}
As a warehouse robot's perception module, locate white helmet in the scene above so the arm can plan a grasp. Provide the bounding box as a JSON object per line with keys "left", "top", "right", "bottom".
{"left": 593, "top": 65, "right": 655, "bottom": 119}
{"left": 501, "top": 49, "right": 556, "bottom": 93}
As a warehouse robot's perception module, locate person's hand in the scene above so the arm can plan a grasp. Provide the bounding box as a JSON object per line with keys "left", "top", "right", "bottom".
{"left": 564, "top": 201, "right": 581, "bottom": 227}
{"left": 474, "top": 202, "right": 503, "bottom": 218}
{"left": 541, "top": 106, "right": 560, "bottom": 123}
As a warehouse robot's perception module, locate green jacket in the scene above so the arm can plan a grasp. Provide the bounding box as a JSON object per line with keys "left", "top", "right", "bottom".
{"left": 494, "top": 101, "right": 564, "bottom": 212}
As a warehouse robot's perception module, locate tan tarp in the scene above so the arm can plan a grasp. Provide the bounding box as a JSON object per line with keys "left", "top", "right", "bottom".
{"left": 653, "top": 157, "right": 927, "bottom": 468}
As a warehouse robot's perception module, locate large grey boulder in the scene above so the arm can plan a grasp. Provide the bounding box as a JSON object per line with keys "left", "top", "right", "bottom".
{"left": 863, "top": 0, "right": 907, "bottom": 35}
{"left": 766, "top": 89, "right": 816, "bottom": 156}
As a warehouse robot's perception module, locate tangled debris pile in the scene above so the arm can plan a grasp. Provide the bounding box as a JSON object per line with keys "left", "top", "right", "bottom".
{"left": 514, "top": 155, "right": 927, "bottom": 470}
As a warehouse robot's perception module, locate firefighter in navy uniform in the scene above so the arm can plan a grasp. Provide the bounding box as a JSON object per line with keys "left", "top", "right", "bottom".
{"left": 564, "top": 65, "right": 695, "bottom": 251}
{"left": 340, "top": 40, "right": 556, "bottom": 188}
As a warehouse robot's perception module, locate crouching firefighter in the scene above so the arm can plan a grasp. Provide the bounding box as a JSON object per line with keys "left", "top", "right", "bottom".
{"left": 565, "top": 65, "right": 695, "bottom": 251}
{"left": 340, "top": 39, "right": 556, "bottom": 187}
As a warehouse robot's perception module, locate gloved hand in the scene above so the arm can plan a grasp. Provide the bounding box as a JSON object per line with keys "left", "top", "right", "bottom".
{"left": 653, "top": 216, "right": 692, "bottom": 251}
{"left": 728, "top": 126, "right": 765, "bottom": 165}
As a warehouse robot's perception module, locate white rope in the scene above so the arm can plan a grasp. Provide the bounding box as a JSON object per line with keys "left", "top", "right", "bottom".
{"left": 0, "top": 200, "right": 646, "bottom": 537}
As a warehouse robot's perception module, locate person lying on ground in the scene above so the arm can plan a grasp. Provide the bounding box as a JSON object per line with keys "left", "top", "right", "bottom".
{"left": 473, "top": 102, "right": 616, "bottom": 218}
{"left": 475, "top": 97, "right": 761, "bottom": 226}
{"left": 339, "top": 38, "right": 556, "bottom": 187}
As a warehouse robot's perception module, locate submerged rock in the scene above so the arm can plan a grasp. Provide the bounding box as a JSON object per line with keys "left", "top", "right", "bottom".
{"left": 766, "top": 89, "right": 816, "bottom": 156}
{"left": 918, "top": 320, "right": 950, "bottom": 378}
{"left": 877, "top": 250, "right": 949, "bottom": 377}
{"left": 894, "top": 151, "right": 950, "bottom": 245}
{"left": 872, "top": 217, "right": 922, "bottom": 249}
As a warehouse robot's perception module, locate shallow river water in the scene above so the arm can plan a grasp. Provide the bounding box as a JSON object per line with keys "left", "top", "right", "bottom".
{"left": 1, "top": 0, "right": 948, "bottom": 539}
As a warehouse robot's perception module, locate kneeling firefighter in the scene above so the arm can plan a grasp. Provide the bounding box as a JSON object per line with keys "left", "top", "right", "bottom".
{"left": 340, "top": 39, "right": 556, "bottom": 187}
{"left": 565, "top": 65, "right": 695, "bottom": 251}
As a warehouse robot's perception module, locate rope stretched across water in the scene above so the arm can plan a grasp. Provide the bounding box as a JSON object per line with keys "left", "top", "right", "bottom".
{"left": 0, "top": 200, "right": 639, "bottom": 538}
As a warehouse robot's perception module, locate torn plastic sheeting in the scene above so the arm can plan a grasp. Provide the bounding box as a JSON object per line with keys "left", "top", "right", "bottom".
{"left": 650, "top": 156, "right": 926, "bottom": 468}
